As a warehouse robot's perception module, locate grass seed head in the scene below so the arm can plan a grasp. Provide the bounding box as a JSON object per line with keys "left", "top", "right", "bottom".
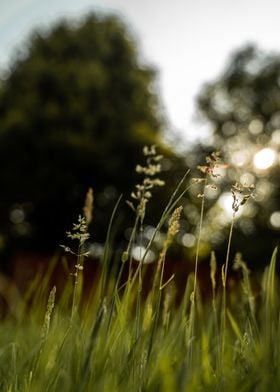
{"left": 83, "top": 187, "right": 94, "bottom": 226}
{"left": 197, "top": 151, "right": 221, "bottom": 178}
{"left": 127, "top": 145, "right": 165, "bottom": 223}
{"left": 41, "top": 286, "right": 56, "bottom": 340}
{"left": 168, "top": 206, "right": 183, "bottom": 238}
{"left": 66, "top": 215, "right": 90, "bottom": 246}
{"left": 231, "top": 182, "right": 255, "bottom": 214}
{"left": 210, "top": 251, "right": 217, "bottom": 292}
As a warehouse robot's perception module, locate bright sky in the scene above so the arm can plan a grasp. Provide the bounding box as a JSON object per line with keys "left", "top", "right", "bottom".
{"left": 1, "top": 0, "right": 280, "bottom": 145}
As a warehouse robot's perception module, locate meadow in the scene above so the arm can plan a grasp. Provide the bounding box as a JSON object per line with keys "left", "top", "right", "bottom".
{"left": 1, "top": 146, "right": 279, "bottom": 392}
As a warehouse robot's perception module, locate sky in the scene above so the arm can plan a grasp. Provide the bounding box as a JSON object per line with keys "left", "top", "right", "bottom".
{"left": 1, "top": 0, "right": 280, "bottom": 145}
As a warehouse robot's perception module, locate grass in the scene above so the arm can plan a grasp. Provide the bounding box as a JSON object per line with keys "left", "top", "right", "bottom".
{"left": 1, "top": 147, "right": 280, "bottom": 391}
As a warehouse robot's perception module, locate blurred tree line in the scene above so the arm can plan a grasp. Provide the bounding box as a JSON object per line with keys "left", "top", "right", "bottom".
{"left": 0, "top": 12, "right": 184, "bottom": 261}
{"left": 189, "top": 45, "right": 280, "bottom": 265}
{"left": 1, "top": 10, "right": 280, "bottom": 268}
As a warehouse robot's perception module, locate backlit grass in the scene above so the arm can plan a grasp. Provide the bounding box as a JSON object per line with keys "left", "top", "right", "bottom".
{"left": 1, "top": 148, "right": 279, "bottom": 392}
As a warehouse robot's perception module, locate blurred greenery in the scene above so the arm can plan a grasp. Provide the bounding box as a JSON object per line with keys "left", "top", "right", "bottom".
{"left": 0, "top": 12, "right": 184, "bottom": 259}
{"left": 2, "top": 13, "right": 280, "bottom": 270}
{"left": 189, "top": 45, "right": 280, "bottom": 264}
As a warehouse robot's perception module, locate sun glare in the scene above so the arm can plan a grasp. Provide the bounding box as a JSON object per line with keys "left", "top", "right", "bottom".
{"left": 218, "top": 192, "right": 234, "bottom": 220}
{"left": 253, "top": 148, "right": 276, "bottom": 170}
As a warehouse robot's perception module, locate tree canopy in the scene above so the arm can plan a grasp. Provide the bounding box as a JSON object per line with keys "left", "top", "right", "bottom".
{"left": 0, "top": 13, "right": 182, "bottom": 256}
{"left": 192, "top": 45, "right": 280, "bottom": 263}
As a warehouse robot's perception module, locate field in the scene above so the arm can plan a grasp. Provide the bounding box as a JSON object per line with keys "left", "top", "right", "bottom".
{"left": 1, "top": 147, "right": 279, "bottom": 392}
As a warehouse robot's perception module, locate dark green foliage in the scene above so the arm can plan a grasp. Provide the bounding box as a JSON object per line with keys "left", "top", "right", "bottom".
{"left": 0, "top": 13, "right": 182, "bottom": 255}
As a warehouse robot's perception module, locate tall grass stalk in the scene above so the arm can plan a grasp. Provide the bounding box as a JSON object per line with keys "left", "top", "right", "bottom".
{"left": 128, "top": 170, "right": 191, "bottom": 291}
{"left": 233, "top": 253, "right": 259, "bottom": 340}
{"left": 262, "top": 247, "right": 278, "bottom": 354}
{"left": 187, "top": 152, "right": 220, "bottom": 365}
{"left": 147, "top": 206, "right": 182, "bottom": 359}
{"left": 219, "top": 209, "right": 235, "bottom": 373}
{"left": 186, "top": 177, "right": 206, "bottom": 365}
{"left": 68, "top": 216, "right": 90, "bottom": 321}
{"left": 99, "top": 194, "right": 122, "bottom": 301}
{"left": 220, "top": 182, "right": 254, "bottom": 373}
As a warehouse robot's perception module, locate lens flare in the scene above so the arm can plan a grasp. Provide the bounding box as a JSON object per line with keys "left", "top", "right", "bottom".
{"left": 253, "top": 148, "right": 276, "bottom": 170}
{"left": 270, "top": 211, "right": 280, "bottom": 228}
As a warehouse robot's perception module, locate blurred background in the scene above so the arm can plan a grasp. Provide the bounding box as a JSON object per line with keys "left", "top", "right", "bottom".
{"left": 1, "top": 0, "right": 280, "bottom": 276}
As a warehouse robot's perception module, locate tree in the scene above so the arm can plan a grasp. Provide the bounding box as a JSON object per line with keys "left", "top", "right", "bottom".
{"left": 0, "top": 13, "right": 182, "bottom": 257}
{"left": 192, "top": 45, "right": 280, "bottom": 264}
